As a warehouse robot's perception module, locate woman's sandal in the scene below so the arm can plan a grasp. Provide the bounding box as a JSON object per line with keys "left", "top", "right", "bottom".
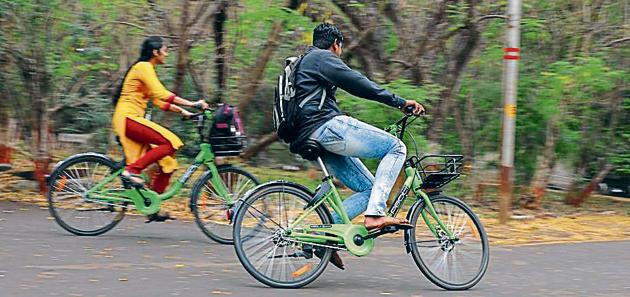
{"left": 121, "top": 171, "right": 146, "bottom": 188}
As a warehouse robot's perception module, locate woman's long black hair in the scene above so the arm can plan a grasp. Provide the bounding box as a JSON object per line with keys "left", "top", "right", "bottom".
{"left": 112, "top": 36, "right": 164, "bottom": 106}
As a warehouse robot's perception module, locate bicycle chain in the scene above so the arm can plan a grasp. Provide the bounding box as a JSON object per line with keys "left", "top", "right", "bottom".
{"left": 283, "top": 238, "right": 348, "bottom": 251}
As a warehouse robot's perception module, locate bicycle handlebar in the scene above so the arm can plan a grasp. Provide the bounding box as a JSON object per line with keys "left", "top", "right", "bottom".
{"left": 182, "top": 108, "right": 215, "bottom": 121}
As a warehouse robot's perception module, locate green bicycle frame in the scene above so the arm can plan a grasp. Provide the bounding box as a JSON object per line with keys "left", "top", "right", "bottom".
{"left": 285, "top": 159, "right": 456, "bottom": 256}
{"left": 85, "top": 111, "right": 232, "bottom": 215}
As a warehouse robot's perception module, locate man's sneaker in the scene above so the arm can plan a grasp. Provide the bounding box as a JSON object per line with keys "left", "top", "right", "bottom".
{"left": 145, "top": 212, "right": 175, "bottom": 223}
{"left": 303, "top": 245, "right": 344, "bottom": 270}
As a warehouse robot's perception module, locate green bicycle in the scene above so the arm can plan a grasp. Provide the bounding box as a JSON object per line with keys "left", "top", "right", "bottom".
{"left": 232, "top": 113, "right": 489, "bottom": 290}
{"left": 47, "top": 108, "right": 260, "bottom": 244}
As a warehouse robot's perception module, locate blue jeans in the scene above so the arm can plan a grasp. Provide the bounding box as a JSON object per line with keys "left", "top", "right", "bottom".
{"left": 309, "top": 115, "right": 407, "bottom": 223}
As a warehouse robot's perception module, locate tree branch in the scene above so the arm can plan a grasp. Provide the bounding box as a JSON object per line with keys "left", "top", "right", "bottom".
{"left": 603, "top": 37, "right": 630, "bottom": 47}
{"left": 91, "top": 21, "right": 147, "bottom": 31}
{"left": 147, "top": 0, "right": 174, "bottom": 35}
{"left": 475, "top": 14, "right": 507, "bottom": 23}
{"left": 186, "top": 60, "right": 209, "bottom": 99}
{"left": 187, "top": 0, "right": 214, "bottom": 28}
{"left": 241, "top": 133, "right": 279, "bottom": 160}
{"left": 389, "top": 59, "right": 413, "bottom": 69}
{"left": 237, "top": 21, "right": 283, "bottom": 120}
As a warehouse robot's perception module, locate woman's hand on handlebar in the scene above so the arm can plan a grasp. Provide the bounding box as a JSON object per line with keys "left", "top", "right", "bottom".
{"left": 181, "top": 109, "right": 194, "bottom": 119}
{"left": 192, "top": 99, "right": 209, "bottom": 110}
{"left": 402, "top": 100, "right": 425, "bottom": 116}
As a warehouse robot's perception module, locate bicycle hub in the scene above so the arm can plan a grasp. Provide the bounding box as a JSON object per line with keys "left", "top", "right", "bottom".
{"left": 353, "top": 235, "right": 364, "bottom": 246}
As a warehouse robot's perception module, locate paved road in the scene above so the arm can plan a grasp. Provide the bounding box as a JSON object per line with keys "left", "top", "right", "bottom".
{"left": 1, "top": 201, "right": 629, "bottom": 297}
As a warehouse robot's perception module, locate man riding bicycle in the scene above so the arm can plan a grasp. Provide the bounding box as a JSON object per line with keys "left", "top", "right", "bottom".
{"left": 290, "top": 23, "right": 425, "bottom": 269}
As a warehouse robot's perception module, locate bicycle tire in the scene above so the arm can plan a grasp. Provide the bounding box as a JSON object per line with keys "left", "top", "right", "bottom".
{"left": 190, "top": 165, "right": 260, "bottom": 244}
{"left": 233, "top": 181, "right": 333, "bottom": 288}
{"left": 47, "top": 153, "right": 126, "bottom": 236}
{"left": 406, "top": 195, "right": 489, "bottom": 290}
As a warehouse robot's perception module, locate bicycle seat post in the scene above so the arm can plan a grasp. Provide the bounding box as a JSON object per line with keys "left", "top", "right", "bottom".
{"left": 316, "top": 157, "right": 330, "bottom": 178}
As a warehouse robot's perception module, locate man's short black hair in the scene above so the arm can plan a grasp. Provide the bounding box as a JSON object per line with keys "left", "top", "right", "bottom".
{"left": 313, "top": 23, "right": 344, "bottom": 49}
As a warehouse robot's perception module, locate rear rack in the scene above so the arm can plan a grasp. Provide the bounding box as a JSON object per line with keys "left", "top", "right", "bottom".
{"left": 407, "top": 155, "right": 464, "bottom": 189}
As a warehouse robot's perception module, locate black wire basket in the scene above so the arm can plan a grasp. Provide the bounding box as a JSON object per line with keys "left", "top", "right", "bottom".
{"left": 209, "top": 135, "right": 247, "bottom": 156}
{"left": 409, "top": 154, "right": 464, "bottom": 189}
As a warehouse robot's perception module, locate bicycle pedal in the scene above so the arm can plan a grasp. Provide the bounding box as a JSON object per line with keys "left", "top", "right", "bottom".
{"left": 367, "top": 224, "right": 413, "bottom": 239}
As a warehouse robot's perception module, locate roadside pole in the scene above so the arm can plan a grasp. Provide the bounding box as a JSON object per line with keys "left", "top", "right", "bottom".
{"left": 499, "top": 0, "right": 521, "bottom": 224}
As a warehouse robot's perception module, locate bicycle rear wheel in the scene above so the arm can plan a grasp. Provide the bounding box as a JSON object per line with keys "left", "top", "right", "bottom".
{"left": 190, "top": 165, "right": 260, "bottom": 244}
{"left": 47, "top": 154, "right": 126, "bottom": 236}
{"left": 407, "top": 195, "right": 489, "bottom": 290}
{"left": 232, "top": 181, "right": 333, "bottom": 288}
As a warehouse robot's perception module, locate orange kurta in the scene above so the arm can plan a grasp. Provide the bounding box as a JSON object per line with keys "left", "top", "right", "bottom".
{"left": 112, "top": 62, "right": 183, "bottom": 173}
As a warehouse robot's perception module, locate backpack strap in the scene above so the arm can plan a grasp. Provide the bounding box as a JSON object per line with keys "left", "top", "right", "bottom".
{"left": 298, "top": 86, "right": 327, "bottom": 109}
{"left": 318, "top": 87, "right": 327, "bottom": 109}
{"left": 298, "top": 86, "right": 323, "bottom": 108}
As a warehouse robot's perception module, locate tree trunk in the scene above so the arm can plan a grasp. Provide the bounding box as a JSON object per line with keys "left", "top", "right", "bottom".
{"left": 452, "top": 90, "right": 474, "bottom": 165}
{"left": 331, "top": 0, "right": 388, "bottom": 78}
{"left": 0, "top": 117, "right": 16, "bottom": 168}
{"left": 427, "top": 25, "right": 481, "bottom": 143}
{"left": 237, "top": 21, "right": 283, "bottom": 121}
{"left": 566, "top": 164, "right": 613, "bottom": 206}
{"left": 564, "top": 155, "right": 589, "bottom": 204}
{"left": 213, "top": 1, "right": 229, "bottom": 103}
{"left": 173, "top": 0, "right": 191, "bottom": 96}
{"left": 523, "top": 121, "right": 559, "bottom": 209}
{"left": 241, "top": 133, "right": 280, "bottom": 161}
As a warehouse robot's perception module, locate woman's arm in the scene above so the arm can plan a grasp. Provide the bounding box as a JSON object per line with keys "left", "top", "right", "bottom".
{"left": 136, "top": 62, "right": 208, "bottom": 111}
{"left": 171, "top": 96, "right": 208, "bottom": 109}
{"left": 164, "top": 103, "right": 194, "bottom": 118}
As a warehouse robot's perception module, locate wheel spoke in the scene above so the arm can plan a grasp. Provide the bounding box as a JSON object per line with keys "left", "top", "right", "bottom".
{"left": 48, "top": 157, "right": 125, "bottom": 236}
{"left": 410, "top": 197, "right": 488, "bottom": 289}
{"left": 194, "top": 168, "right": 259, "bottom": 243}
{"left": 234, "top": 184, "right": 330, "bottom": 287}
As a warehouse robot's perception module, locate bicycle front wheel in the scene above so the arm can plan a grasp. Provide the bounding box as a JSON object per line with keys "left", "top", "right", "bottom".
{"left": 407, "top": 195, "right": 489, "bottom": 290}
{"left": 190, "top": 165, "right": 260, "bottom": 244}
{"left": 233, "top": 181, "right": 333, "bottom": 288}
{"left": 47, "top": 153, "right": 126, "bottom": 236}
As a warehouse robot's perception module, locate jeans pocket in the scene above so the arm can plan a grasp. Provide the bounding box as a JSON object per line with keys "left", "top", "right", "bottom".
{"left": 319, "top": 127, "right": 346, "bottom": 153}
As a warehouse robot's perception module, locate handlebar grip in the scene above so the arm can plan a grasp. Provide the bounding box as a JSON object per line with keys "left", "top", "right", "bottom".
{"left": 404, "top": 105, "right": 426, "bottom": 116}
{"left": 192, "top": 102, "right": 204, "bottom": 110}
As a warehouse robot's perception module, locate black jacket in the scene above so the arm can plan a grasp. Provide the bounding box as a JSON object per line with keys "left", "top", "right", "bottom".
{"left": 290, "top": 46, "right": 407, "bottom": 153}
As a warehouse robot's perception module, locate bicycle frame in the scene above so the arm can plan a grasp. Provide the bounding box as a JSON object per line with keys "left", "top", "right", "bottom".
{"left": 285, "top": 157, "right": 456, "bottom": 257}
{"left": 85, "top": 110, "right": 232, "bottom": 215}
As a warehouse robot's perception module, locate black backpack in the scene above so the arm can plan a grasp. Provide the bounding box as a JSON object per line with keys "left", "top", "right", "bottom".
{"left": 209, "top": 104, "right": 245, "bottom": 156}
{"left": 273, "top": 54, "right": 326, "bottom": 143}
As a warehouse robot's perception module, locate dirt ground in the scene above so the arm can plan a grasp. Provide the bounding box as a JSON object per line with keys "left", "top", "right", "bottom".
{"left": 1, "top": 152, "right": 629, "bottom": 246}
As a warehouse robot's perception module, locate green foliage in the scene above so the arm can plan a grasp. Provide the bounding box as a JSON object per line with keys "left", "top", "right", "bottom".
{"left": 1, "top": 0, "right": 628, "bottom": 192}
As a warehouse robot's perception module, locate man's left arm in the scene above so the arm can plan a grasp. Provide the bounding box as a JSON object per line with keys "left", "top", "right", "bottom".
{"left": 319, "top": 53, "right": 406, "bottom": 109}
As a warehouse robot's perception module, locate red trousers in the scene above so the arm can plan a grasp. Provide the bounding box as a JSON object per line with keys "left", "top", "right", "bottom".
{"left": 124, "top": 118, "right": 177, "bottom": 193}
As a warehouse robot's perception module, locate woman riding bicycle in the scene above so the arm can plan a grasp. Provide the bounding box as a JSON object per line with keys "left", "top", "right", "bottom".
{"left": 112, "top": 36, "right": 208, "bottom": 221}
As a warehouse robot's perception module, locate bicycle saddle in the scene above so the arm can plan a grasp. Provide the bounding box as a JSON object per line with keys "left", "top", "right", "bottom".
{"left": 297, "top": 139, "right": 322, "bottom": 161}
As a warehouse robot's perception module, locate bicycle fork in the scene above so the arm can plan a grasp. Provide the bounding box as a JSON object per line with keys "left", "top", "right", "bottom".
{"left": 389, "top": 163, "right": 457, "bottom": 253}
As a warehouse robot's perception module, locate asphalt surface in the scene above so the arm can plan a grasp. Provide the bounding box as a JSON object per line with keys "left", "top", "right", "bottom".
{"left": 1, "top": 201, "right": 629, "bottom": 297}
